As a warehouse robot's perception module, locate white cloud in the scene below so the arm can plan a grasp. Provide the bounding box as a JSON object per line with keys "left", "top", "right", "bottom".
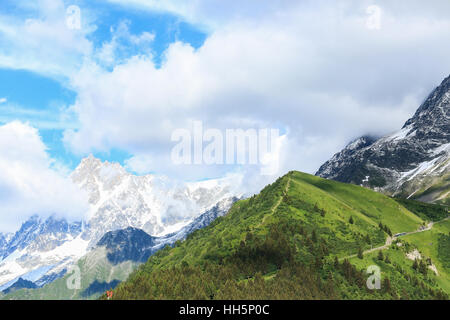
{"left": 0, "top": 121, "right": 88, "bottom": 233}
{"left": 104, "top": 0, "right": 297, "bottom": 30}
{"left": 0, "top": 98, "right": 6, "bottom": 104}
{"left": 64, "top": 1, "right": 450, "bottom": 186}
{"left": 95, "top": 20, "right": 155, "bottom": 67}
{"left": 0, "top": 104, "right": 79, "bottom": 130}
{"left": 0, "top": 0, "right": 93, "bottom": 78}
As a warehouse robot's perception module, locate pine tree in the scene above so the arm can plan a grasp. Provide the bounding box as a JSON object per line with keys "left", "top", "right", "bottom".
{"left": 401, "top": 288, "right": 410, "bottom": 300}
{"left": 314, "top": 256, "right": 323, "bottom": 270}
{"left": 311, "top": 230, "right": 318, "bottom": 243}
{"left": 386, "top": 227, "right": 392, "bottom": 237}
{"left": 383, "top": 278, "right": 391, "bottom": 293}
{"left": 377, "top": 250, "right": 384, "bottom": 261}
{"left": 412, "top": 259, "right": 418, "bottom": 271}
{"left": 357, "top": 247, "right": 363, "bottom": 259}
{"left": 334, "top": 256, "right": 339, "bottom": 269}
{"left": 349, "top": 216, "right": 354, "bottom": 224}
{"left": 419, "top": 260, "right": 428, "bottom": 275}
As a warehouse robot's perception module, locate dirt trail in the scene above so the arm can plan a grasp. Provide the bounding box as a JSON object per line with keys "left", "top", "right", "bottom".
{"left": 260, "top": 177, "right": 291, "bottom": 226}
{"left": 272, "top": 177, "right": 291, "bottom": 214}
{"left": 340, "top": 236, "right": 392, "bottom": 261}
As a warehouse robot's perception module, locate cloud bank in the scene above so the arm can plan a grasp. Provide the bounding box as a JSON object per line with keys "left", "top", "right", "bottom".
{"left": 0, "top": 122, "right": 88, "bottom": 233}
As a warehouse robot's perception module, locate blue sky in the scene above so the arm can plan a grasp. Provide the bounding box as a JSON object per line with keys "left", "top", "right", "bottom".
{"left": 2, "top": 0, "right": 450, "bottom": 231}
{"left": 0, "top": 0, "right": 207, "bottom": 171}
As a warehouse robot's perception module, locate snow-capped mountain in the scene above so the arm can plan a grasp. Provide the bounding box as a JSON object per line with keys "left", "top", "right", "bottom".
{"left": 0, "top": 156, "right": 241, "bottom": 292}
{"left": 316, "top": 74, "right": 450, "bottom": 204}
{"left": 73, "top": 155, "right": 238, "bottom": 245}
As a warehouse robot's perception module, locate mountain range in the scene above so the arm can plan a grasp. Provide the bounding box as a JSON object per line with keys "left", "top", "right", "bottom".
{"left": 0, "top": 156, "right": 240, "bottom": 294}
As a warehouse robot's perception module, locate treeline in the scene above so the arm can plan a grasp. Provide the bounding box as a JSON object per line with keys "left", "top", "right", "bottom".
{"left": 394, "top": 198, "right": 448, "bottom": 222}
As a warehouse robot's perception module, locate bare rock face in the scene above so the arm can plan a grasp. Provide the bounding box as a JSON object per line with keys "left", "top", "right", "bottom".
{"left": 316, "top": 75, "right": 450, "bottom": 204}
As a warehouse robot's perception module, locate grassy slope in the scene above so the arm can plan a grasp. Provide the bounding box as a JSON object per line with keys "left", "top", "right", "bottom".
{"left": 290, "top": 173, "right": 423, "bottom": 234}
{"left": 153, "top": 171, "right": 422, "bottom": 267}
{"left": 109, "top": 171, "right": 449, "bottom": 300}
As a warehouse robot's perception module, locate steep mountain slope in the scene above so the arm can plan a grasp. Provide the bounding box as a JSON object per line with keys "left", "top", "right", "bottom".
{"left": 0, "top": 233, "right": 13, "bottom": 258}
{"left": 97, "top": 227, "right": 157, "bottom": 265}
{"left": 0, "top": 156, "right": 240, "bottom": 292}
{"left": 109, "top": 172, "right": 448, "bottom": 300}
{"left": 316, "top": 75, "right": 450, "bottom": 204}
{"left": 1, "top": 197, "right": 237, "bottom": 299}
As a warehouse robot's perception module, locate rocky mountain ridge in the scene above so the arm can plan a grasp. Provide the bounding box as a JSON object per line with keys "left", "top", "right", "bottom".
{"left": 316, "top": 74, "right": 450, "bottom": 204}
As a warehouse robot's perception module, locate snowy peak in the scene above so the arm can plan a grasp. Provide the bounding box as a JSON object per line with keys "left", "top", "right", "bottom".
{"left": 1, "top": 215, "right": 82, "bottom": 260}
{"left": 72, "top": 155, "right": 131, "bottom": 205}
{"left": 316, "top": 74, "right": 450, "bottom": 204}
{"left": 72, "top": 156, "right": 239, "bottom": 245}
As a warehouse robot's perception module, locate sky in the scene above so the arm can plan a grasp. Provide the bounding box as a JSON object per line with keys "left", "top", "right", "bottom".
{"left": 1, "top": 0, "right": 450, "bottom": 232}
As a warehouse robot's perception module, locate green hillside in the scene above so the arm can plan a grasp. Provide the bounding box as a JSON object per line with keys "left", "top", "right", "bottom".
{"left": 108, "top": 171, "right": 448, "bottom": 300}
